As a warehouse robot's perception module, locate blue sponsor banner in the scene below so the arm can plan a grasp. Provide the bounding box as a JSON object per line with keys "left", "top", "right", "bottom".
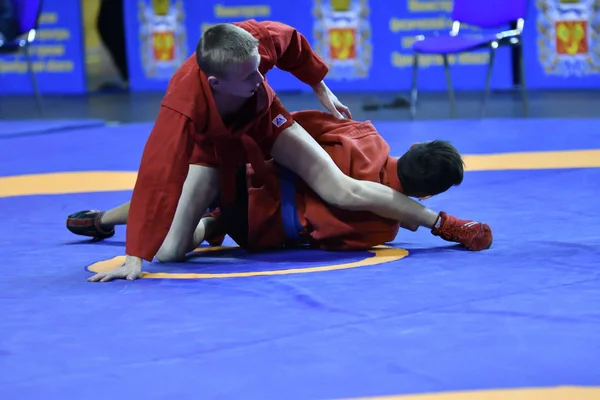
{"left": 123, "top": 0, "right": 306, "bottom": 92}
{"left": 123, "top": 0, "right": 515, "bottom": 92}
{"left": 314, "top": 0, "right": 513, "bottom": 92}
{"left": 0, "top": 0, "right": 86, "bottom": 94}
{"left": 123, "top": 0, "right": 189, "bottom": 92}
{"left": 521, "top": 0, "right": 600, "bottom": 89}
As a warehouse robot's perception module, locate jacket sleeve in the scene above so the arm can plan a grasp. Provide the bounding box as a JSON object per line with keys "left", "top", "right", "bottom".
{"left": 262, "top": 21, "right": 329, "bottom": 86}
{"left": 125, "top": 106, "right": 195, "bottom": 261}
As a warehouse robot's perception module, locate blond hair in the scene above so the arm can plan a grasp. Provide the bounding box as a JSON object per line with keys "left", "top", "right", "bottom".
{"left": 195, "top": 24, "right": 260, "bottom": 77}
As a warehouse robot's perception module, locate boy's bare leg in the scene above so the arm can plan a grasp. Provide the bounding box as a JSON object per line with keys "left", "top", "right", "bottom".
{"left": 100, "top": 201, "right": 130, "bottom": 226}
{"left": 67, "top": 169, "right": 212, "bottom": 241}
{"left": 69, "top": 200, "right": 221, "bottom": 254}
{"left": 153, "top": 165, "right": 220, "bottom": 262}
{"left": 88, "top": 165, "right": 220, "bottom": 282}
{"left": 66, "top": 201, "right": 130, "bottom": 239}
{"left": 189, "top": 216, "right": 221, "bottom": 252}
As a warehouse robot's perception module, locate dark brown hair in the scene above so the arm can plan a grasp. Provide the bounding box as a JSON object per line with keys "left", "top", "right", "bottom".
{"left": 397, "top": 140, "right": 464, "bottom": 197}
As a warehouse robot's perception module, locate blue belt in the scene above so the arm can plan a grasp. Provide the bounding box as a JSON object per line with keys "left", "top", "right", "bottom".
{"left": 277, "top": 165, "right": 304, "bottom": 242}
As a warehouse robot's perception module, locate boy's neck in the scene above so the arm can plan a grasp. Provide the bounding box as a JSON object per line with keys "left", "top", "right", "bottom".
{"left": 212, "top": 90, "right": 250, "bottom": 119}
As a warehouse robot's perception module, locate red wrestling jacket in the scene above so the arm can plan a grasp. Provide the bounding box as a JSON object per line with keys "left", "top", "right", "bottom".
{"left": 126, "top": 20, "right": 329, "bottom": 261}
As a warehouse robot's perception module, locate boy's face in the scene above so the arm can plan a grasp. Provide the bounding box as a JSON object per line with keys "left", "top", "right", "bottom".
{"left": 209, "top": 49, "right": 264, "bottom": 98}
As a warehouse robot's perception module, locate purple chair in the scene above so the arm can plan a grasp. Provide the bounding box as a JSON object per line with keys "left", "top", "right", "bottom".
{"left": 410, "top": 0, "right": 529, "bottom": 118}
{"left": 0, "top": 0, "right": 44, "bottom": 114}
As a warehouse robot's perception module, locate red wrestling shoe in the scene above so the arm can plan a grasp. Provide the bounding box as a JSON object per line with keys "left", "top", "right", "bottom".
{"left": 66, "top": 210, "right": 115, "bottom": 240}
{"left": 431, "top": 211, "right": 492, "bottom": 251}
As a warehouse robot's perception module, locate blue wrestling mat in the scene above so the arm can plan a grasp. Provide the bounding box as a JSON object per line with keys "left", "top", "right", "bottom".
{"left": 0, "top": 119, "right": 105, "bottom": 138}
{"left": 0, "top": 118, "right": 598, "bottom": 399}
{"left": 373, "top": 117, "right": 600, "bottom": 153}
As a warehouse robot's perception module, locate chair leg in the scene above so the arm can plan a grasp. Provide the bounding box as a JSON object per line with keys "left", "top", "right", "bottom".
{"left": 517, "top": 41, "right": 529, "bottom": 117}
{"left": 24, "top": 45, "right": 43, "bottom": 116}
{"left": 481, "top": 46, "right": 497, "bottom": 118}
{"left": 442, "top": 55, "right": 456, "bottom": 118}
{"left": 410, "top": 52, "right": 419, "bottom": 119}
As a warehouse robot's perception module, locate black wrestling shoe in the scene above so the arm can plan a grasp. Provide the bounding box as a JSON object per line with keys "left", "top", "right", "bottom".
{"left": 66, "top": 210, "right": 115, "bottom": 240}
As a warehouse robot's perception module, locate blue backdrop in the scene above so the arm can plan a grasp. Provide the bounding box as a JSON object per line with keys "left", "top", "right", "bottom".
{"left": 123, "top": 0, "right": 515, "bottom": 93}
{"left": 0, "top": 0, "right": 86, "bottom": 94}
{"left": 521, "top": 0, "right": 600, "bottom": 89}
{"left": 2, "top": 0, "right": 600, "bottom": 95}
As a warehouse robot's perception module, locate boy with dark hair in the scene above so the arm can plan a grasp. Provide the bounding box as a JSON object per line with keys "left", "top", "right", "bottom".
{"left": 396, "top": 140, "right": 464, "bottom": 199}
{"left": 195, "top": 111, "right": 489, "bottom": 253}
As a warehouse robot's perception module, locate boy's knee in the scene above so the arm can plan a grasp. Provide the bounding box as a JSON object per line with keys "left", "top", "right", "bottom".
{"left": 155, "top": 244, "right": 186, "bottom": 263}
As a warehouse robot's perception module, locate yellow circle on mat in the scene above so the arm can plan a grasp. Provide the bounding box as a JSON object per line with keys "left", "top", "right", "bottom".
{"left": 350, "top": 386, "right": 600, "bottom": 399}
{"left": 0, "top": 171, "right": 137, "bottom": 198}
{"left": 0, "top": 149, "right": 599, "bottom": 198}
{"left": 87, "top": 245, "right": 409, "bottom": 279}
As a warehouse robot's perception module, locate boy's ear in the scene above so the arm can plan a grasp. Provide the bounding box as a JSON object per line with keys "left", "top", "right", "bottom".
{"left": 207, "top": 75, "right": 219, "bottom": 88}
